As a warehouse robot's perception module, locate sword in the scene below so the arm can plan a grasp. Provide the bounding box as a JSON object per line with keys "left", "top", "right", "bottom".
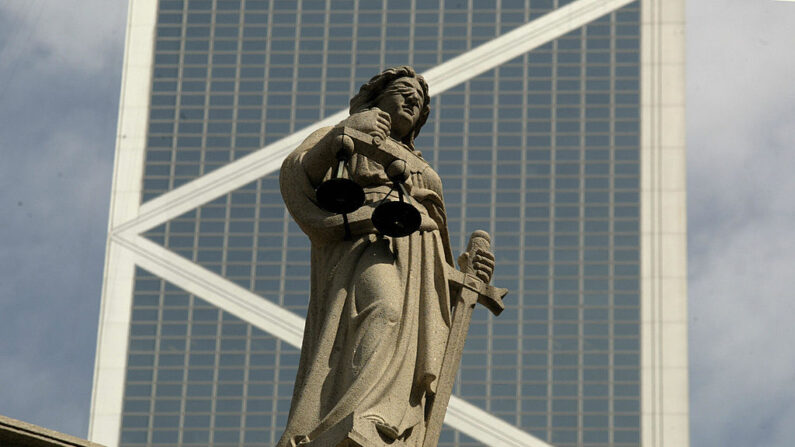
{"left": 423, "top": 230, "right": 508, "bottom": 447}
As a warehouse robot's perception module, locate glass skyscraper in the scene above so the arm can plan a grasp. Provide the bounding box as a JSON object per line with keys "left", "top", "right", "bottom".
{"left": 90, "top": 0, "right": 688, "bottom": 446}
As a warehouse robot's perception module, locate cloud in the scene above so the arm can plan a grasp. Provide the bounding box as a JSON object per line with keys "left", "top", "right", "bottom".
{"left": 0, "top": 0, "right": 125, "bottom": 437}
{"left": 0, "top": 115, "right": 115, "bottom": 436}
{"left": 0, "top": 356, "right": 91, "bottom": 436}
{"left": 687, "top": 0, "right": 795, "bottom": 446}
{"left": 0, "top": 0, "right": 127, "bottom": 74}
{"left": 687, "top": 0, "right": 795, "bottom": 191}
{"left": 689, "top": 215, "right": 795, "bottom": 446}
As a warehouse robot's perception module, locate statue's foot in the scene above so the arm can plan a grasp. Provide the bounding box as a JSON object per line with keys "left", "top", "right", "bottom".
{"left": 289, "top": 435, "right": 310, "bottom": 446}
{"left": 366, "top": 415, "right": 400, "bottom": 441}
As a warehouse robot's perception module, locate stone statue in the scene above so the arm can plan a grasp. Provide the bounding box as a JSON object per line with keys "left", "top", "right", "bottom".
{"left": 279, "top": 66, "right": 507, "bottom": 447}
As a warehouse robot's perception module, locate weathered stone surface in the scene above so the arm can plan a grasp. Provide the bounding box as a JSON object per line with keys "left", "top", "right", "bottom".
{"left": 278, "top": 66, "right": 505, "bottom": 447}
{"left": 0, "top": 414, "right": 104, "bottom": 447}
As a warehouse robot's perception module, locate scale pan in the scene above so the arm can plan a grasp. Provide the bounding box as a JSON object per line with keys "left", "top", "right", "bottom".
{"left": 316, "top": 178, "right": 365, "bottom": 214}
{"left": 372, "top": 201, "right": 421, "bottom": 237}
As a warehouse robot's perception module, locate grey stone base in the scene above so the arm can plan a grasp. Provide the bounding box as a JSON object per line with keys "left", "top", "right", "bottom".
{"left": 0, "top": 414, "right": 104, "bottom": 447}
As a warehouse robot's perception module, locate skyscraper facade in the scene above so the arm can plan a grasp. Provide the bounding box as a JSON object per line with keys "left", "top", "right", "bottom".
{"left": 90, "top": 1, "right": 688, "bottom": 446}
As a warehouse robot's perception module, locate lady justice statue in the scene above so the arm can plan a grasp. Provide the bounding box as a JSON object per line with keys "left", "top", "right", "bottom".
{"left": 278, "top": 66, "right": 505, "bottom": 447}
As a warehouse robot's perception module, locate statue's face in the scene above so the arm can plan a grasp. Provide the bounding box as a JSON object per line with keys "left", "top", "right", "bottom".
{"left": 375, "top": 76, "right": 424, "bottom": 141}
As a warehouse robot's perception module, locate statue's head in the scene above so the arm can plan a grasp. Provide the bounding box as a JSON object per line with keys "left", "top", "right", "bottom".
{"left": 349, "top": 66, "right": 430, "bottom": 150}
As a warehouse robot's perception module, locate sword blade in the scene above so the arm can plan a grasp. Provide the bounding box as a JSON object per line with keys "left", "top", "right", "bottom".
{"left": 422, "top": 286, "right": 479, "bottom": 447}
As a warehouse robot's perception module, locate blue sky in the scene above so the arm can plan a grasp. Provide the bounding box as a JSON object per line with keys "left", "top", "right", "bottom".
{"left": 0, "top": 1, "right": 793, "bottom": 446}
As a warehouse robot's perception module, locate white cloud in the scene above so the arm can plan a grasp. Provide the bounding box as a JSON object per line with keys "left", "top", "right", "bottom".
{"left": 687, "top": 0, "right": 795, "bottom": 445}
{"left": 0, "top": 354, "right": 92, "bottom": 436}
{"left": 687, "top": 0, "right": 795, "bottom": 187}
{"left": 0, "top": 105, "right": 114, "bottom": 434}
{"left": 0, "top": 4, "right": 122, "bottom": 437}
{"left": 689, "top": 216, "right": 795, "bottom": 446}
{"left": 0, "top": 0, "right": 127, "bottom": 74}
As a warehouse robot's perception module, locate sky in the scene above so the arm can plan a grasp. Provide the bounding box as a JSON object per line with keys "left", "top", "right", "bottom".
{"left": 0, "top": 1, "right": 793, "bottom": 446}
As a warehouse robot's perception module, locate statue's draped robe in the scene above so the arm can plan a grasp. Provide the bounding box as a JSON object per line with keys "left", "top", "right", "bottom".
{"left": 278, "top": 127, "right": 454, "bottom": 446}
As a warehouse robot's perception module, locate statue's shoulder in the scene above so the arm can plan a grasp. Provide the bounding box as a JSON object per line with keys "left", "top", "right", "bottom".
{"left": 283, "top": 126, "right": 335, "bottom": 172}
{"left": 294, "top": 126, "right": 335, "bottom": 155}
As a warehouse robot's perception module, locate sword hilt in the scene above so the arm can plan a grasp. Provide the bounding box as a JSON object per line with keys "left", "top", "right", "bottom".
{"left": 450, "top": 231, "right": 506, "bottom": 316}
{"left": 460, "top": 230, "right": 490, "bottom": 277}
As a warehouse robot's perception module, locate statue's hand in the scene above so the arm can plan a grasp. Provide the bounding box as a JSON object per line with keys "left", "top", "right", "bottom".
{"left": 337, "top": 108, "right": 391, "bottom": 142}
{"left": 457, "top": 248, "right": 495, "bottom": 285}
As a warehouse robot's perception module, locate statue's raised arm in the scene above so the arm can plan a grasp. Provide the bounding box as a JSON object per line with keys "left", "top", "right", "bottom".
{"left": 278, "top": 66, "right": 506, "bottom": 447}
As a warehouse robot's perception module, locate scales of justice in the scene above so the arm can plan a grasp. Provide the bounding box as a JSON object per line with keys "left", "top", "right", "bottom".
{"left": 278, "top": 66, "right": 509, "bottom": 447}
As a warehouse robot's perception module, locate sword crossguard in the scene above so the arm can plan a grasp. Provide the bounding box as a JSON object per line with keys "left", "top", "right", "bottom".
{"left": 446, "top": 268, "right": 507, "bottom": 316}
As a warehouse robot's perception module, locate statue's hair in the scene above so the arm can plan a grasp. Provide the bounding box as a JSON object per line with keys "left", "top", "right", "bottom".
{"left": 349, "top": 66, "right": 430, "bottom": 150}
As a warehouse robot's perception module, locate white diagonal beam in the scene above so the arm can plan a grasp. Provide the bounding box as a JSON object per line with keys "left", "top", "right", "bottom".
{"left": 115, "top": 0, "right": 635, "bottom": 237}
{"left": 116, "top": 230, "right": 551, "bottom": 447}
{"left": 446, "top": 397, "right": 551, "bottom": 447}
{"left": 117, "top": 233, "right": 305, "bottom": 347}
{"left": 422, "top": 0, "right": 635, "bottom": 95}
{"left": 114, "top": 109, "right": 346, "bottom": 237}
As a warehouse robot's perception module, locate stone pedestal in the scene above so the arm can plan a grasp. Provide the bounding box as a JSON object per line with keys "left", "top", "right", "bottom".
{"left": 0, "top": 414, "right": 104, "bottom": 447}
